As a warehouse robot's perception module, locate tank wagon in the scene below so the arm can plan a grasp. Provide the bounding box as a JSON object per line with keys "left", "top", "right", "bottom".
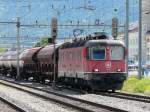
{"left": 0, "top": 51, "right": 17, "bottom": 77}
{"left": 0, "top": 32, "right": 127, "bottom": 91}
{"left": 0, "top": 51, "right": 24, "bottom": 78}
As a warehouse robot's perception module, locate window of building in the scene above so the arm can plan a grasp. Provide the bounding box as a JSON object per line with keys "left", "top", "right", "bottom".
{"left": 147, "top": 48, "right": 149, "bottom": 52}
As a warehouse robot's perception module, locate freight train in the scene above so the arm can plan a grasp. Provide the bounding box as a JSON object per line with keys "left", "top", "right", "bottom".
{"left": 0, "top": 32, "right": 127, "bottom": 91}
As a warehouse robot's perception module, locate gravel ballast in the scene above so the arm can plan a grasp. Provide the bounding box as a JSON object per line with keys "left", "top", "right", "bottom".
{"left": 19, "top": 81, "right": 150, "bottom": 112}
{"left": 0, "top": 77, "right": 150, "bottom": 112}
{"left": 0, "top": 84, "right": 78, "bottom": 112}
{"left": 19, "top": 80, "right": 150, "bottom": 112}
{"left": 70, "top": 94, "right": 150, "bottom": 112}
{"left": 0, "top": 100, "right": 18, "bottom": 112}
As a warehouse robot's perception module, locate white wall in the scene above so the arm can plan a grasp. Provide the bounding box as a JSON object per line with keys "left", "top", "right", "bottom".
{"left": 142, "top": 0, "right": 150, "bottom": 64}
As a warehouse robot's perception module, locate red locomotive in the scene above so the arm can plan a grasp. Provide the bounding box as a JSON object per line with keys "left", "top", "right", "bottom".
{"left": 58, "top": 33, "right": 127, "bottom": 91}
{"left": 0, "top": 32, "right": 127, "bottom": 91}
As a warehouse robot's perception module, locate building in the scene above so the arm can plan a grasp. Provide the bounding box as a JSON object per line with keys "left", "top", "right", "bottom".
{"left": 128, "top": 27, "right": 138, "bottom": 63}
{"left": 142, "top": 0, "right": 150, "bottom": 65}
{"left": 118, "top": 0, "right": 150, "bottom": 67}
{"left": 146, "top": 31, "right": 150, "bottom": 68}
{"left": 118, "top": 22, "right": 138, "bottom": 64}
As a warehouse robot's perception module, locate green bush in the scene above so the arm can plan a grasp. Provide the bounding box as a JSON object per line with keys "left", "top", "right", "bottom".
{"left": 122, "top": 77, "right": 139, "bottom": 92}
{"left": 34, "top": 37, "right": 50, "bottom": 47}
{"left": 122, "top": 77, "right": 150, "bottom": 96}
{"left": 134, "top": 78, "right": 150, "bottom": 93}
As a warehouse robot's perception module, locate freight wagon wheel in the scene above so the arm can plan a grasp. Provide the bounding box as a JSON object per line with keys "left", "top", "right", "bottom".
{"left": 20, "top": 72, "right": 28, "bottom": 81}
{"left": 24, "top": 74, "right": 29, "bottom": 81}
{"left": 25, "top": 77, "right": 28, "bottom": 81}
{"left": 112, "top": 90, "right": 116, "bottom": 93}
{"left": 33, "top": 76, "right": 40, "bottom": 83}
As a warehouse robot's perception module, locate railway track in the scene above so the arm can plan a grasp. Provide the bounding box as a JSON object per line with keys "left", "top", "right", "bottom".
{"left": 60, "top": 84, "right": 150, "bottom": 103}
{"left": 0, "top": 78, "right": 127, "bottom": 112}
{"left": 95, "top": 91, "right": 150, "bottom": 103}
{"left": 0, "top": 96, "right": 26, "bottom": 112}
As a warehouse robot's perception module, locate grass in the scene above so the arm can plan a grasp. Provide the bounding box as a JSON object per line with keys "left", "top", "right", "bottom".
{"left": 144, "top": 85, "right": 150, "bottom": 95}
{"left": 122, "top": 76, "right": 150, "bottom": 96}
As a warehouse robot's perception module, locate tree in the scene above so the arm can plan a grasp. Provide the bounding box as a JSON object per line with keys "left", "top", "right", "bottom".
{"left": 34, "top": 37, "right": 49, "bottom": 47}
{"left": 0, "top": 48, "right": 6, "bottom": 53}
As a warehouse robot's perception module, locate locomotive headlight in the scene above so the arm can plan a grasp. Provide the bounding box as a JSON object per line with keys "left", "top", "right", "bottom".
{"left": 93, "top": 69, "right": 99, "bottom": 72}
{"left": 117, "top": 68, "right": 121, "bottom": 72}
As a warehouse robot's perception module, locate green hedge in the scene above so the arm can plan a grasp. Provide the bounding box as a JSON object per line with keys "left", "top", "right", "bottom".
{"left": 122, "top": 76, "right": 139, "bottom": 93}
{"left": 122, "top": 76, "right": 150, "bottom": 95}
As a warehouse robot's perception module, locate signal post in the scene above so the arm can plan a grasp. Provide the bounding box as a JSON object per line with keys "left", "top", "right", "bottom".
{"left": 51, "top": 17, "right": 58, "bottom": 88}
{"left": 16, "top": 17, "right": 21, "bottom": 80}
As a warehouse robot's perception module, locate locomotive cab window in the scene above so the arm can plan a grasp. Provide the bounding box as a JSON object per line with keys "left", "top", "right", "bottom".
{"left": 110, "top": 45, "right": 124, "bottom": 60}
{"left": 89, "top": 47, "right": 106, "bottom": 60}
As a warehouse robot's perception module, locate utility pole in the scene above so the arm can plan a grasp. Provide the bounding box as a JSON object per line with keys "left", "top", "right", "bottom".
{"left": 125, "top": 0, "right": 129, "bottom": 78}
{"left": 16, "top": 17, "right": 20, "bottom": 80}
{"left": 138, "top": 0, "right": 142, "bottom": 79}
{"left": 51, "top": 17, "right": 58, "bottom": 88}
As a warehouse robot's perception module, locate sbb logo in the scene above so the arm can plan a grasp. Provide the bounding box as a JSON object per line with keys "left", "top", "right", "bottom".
{"left": 105, "top": 61, "right": 111, "bottom": 69}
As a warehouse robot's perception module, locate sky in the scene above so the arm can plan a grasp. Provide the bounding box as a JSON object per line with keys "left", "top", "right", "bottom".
{"left": 0, "top": 0, "right": 139, "bottom": 48}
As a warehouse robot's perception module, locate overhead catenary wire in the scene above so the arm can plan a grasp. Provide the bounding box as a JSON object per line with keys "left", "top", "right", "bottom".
{"left": 0, "top": 0, "right": 131, "bottom": 48}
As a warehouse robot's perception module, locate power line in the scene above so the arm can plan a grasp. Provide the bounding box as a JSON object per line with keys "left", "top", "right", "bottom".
{"left": 0, "top": 21, "right": 125, "bottom": 28}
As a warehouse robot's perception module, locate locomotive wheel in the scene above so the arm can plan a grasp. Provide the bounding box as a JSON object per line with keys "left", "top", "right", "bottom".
{"left": 41, "top": 78, "right": 45, "bottom": 84}
{"left": 25, "top": 77, "right": 28, "bottom": 81}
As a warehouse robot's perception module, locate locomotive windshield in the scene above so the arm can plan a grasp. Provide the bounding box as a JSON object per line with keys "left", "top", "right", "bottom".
{"left": 89, "top": 47, "right": 106, "bottom": 60}
{"left": 110, "top": 45, "right": 124, "bottom": 60}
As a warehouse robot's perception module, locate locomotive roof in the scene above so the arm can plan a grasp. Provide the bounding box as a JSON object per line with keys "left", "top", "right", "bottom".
{"left": 85, "top": 40, "right": 125, "bottom": 47}
{"left": 60, "top": 39, "right": 125, "bottom": 49}
{"left": 60, "top": 40, "right": 86, "bottom": 49}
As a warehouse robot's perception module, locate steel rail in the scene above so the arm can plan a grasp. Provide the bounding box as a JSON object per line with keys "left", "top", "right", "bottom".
{"left": 115, "top": 92, "right": 150, "bottom": 99}
{"left": 0, "top": 79, "right": 127, "bottom": 112}
{"left": 0, "top": 96, "right": 26, "bottom": 112}
{"left": 95, "top": 92, "right": 150, "bottom": 103}
{"left": 58, "top": 83, "right": 150, "bottom": 103}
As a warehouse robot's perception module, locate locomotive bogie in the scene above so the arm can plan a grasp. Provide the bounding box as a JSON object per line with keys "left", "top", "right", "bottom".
{"left": 83, "top": 73, "right": 126, "bottom": 90}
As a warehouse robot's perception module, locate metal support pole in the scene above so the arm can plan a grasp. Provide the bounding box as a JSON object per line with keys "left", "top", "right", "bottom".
{"left": 125, "top": 0, "right": 129, "bottom": 78}
{"left": 16, "top": 17, "right": 20, "bottom": 80}
{"left": 51, "top": 17, "right": 57, "bottom": 88}
{"left": 138, "top": 0, "right": 142, "bottom": 79}
{"left": 53, "top": 39, "right": 56, "bottom": 88}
